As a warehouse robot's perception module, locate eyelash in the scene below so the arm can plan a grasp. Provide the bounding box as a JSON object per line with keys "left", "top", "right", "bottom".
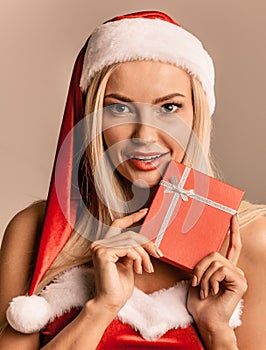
{"left": 105, "top": 102, "right": 183, "bottom": 115}
{"left": 106, "top": 103, "right": 132, "bottom": 114}
{"left": 160, "top": 103, "right": 183, "bottom": 113}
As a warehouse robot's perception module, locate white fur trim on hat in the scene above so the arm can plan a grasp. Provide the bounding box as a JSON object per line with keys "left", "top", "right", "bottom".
{"left": 6, "top": 265, "right": 242, "bottom": 336}
{"left": 6, "top": 265, "right": 95, "bottom": 334}
{"left": 80, "top": 18, "right": 215, "bottom": 115}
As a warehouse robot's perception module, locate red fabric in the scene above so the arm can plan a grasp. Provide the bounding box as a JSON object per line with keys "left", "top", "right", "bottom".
{"left": 97, "top": 320, "right": 205, "bottom": 350}
{"left": 40, "top": 309, "right": 205, "bottom": 349}
{"left": 28, "top": 10, "right": 180, "bottom": 295}
{"left": 106, "top": 10, "right": 180, "bottom": 27}
{"left": 29, "top": 42, "right": 88, "bottom": 294}
{"left": 41, "top": 308, "right": 82, "bottom": 345}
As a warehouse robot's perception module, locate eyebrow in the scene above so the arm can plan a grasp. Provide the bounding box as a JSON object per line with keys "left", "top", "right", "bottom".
{"left": 104, "top": 92, "right": 186, "bottom": 104}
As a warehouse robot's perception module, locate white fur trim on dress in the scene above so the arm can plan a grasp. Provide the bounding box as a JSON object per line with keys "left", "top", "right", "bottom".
{"left": 6, "top": 265, "right": 242, "bottom": 337}
{"left": 80, "top": 18, "right": 215, "bottom": 115}
{"left": 117, "top": 281, "right": 243, "bottom": 340}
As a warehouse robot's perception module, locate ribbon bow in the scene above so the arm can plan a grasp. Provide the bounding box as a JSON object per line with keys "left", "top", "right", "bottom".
{"left": 160, "top": 176, "right": 195, "bottom": 202}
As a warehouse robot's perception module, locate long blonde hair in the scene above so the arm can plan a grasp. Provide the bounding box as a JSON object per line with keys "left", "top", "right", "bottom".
{"left": 35, "top": 63, "right": 266, "bottom": 293}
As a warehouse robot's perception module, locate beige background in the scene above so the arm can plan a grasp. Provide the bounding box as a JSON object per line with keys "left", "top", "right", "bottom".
{"left": 1, "top": 0, "right": 266, "bottom": 242}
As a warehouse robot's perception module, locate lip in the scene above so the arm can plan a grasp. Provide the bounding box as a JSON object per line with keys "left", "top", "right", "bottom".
{"left": 127, "top": 151, "right": 167, "bottom": 157}
{"left": 126, "top": 151, "right": 169, "bottom": 171}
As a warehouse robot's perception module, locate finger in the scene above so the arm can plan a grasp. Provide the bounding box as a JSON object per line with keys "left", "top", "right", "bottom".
{"left": 226, "top": 214, "right": 242, "bottom": 265}
{"left": 108, "top": 248, "right": 143, "bottom": 274}
{"left": 103, "top": 209, "right": 149, "bottom": 239}
{"left": 117, "top": 232, "right": 163, "bottom": 258}
{"left": 93, "top": 230, "right": 150, "bottom": 248}
{"left": 111, "top": 208, "right": 149, "bottom": 230}
{"left": 209, "top": 265, "right": 233, "bottom": 292}
{"left": 198, "top": 266, "right": 228, "bottom": 299}
{"left": 209, "top": 265, "right": 247, "bottom": 296}
{"left": 192, "top": 252, "right": 229, "bottom": 287}
{"left": 91, "top": 244, "right": 143, "bottom": 274}
{"left": 203, "top": 266, "right": 227, "bottom": 298}
{"left": 114, "top": 248, "right": 151, "bottom": 275}
{"left": 199, "top": 260, "right": 224, "bottom": 298}
{"left": 133, "top": 246, "right": 154, "bottom": 273}
{"left": 93, "top": 231, "right": 163, "bottom": 258}
{"left": 101, "top": 234, "right": 161, "bottom": 259}
{"left": 141, "top": 240, "right": 164, "bottom": 258}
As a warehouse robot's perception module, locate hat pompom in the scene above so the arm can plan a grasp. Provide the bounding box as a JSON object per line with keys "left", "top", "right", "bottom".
{"left": 6, "top": 295, "right": 51, "bottom": 334}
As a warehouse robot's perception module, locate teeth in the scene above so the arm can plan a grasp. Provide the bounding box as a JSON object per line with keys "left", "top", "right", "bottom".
{"left": 130, "top": 154, "right": 162, "bottom": 161}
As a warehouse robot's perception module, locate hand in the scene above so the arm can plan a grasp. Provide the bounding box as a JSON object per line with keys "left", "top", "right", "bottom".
{"left": 187, "top": 214, "right": 247, "bottom": 345}
{"left": 89, "top": 209, "right": 162, "bottom": 314}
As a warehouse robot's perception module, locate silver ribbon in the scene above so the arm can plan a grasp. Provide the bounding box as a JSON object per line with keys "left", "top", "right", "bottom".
{"left": 155, "top": 167, "right": 236, "bottom": 247}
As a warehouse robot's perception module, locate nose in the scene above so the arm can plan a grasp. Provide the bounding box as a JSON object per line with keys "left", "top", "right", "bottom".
{"left": 132, "top": 123, "right": 158, "bottom": 145}
{"left": 132, "top": 105, "right": 158, "bottom": 144}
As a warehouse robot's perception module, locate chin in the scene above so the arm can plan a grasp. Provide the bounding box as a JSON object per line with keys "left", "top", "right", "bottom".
{"left": 117, "top": 161, "right": 168, "bottom": 187}
{"left": 133, "top": 179, "right": 159, "bottom": 189}
{"left": 126, "top": 172, "right": 162, "bottom": 189}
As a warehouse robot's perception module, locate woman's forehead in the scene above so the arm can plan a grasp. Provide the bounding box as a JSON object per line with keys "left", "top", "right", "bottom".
{"left": 104, "top": 61, "right": 192, "bottom": 103}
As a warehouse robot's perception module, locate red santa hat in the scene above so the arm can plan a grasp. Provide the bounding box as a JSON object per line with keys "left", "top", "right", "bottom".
{"left": 6, "top": 10, "right": 216, "bottom": 334}
{"left": 80, "top": 11, "right": 215, "bottom": 114}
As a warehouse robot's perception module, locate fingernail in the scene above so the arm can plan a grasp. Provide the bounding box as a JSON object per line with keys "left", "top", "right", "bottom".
{"left": 236, "top": 213, "right": 239, "bottom": 221}
{"left": 192, "top": 275, "right": 198, "bottom": 287}
{"left": 149, "top": 262, "right": 154, "bottom": 273}
{"left": 139, "top": 208, "right": 149, "bottom": 213}
{"left": 155, "top": 247, "right": 164, "bottom": 257}
{"left": 200, "top": 290, "right": 205, "bottom": 300}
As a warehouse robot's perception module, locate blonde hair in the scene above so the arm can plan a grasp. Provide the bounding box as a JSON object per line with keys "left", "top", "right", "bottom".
{"left": 35, "top": 63, "right": 266, "bottom": 293}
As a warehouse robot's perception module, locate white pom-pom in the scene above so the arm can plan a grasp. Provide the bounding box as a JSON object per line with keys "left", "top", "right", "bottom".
{"left": 6, "top": 295, "right": 52, "bottom": 334}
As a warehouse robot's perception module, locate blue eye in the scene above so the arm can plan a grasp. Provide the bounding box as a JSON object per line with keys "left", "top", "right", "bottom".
{"left": 160, "top": 103, "right": 182, "bottom": 113}
{"left": 107, "top": 103, "right": 131, "bottom": 114}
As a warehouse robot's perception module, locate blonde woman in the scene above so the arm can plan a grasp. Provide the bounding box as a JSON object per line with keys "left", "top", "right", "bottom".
{"left": 1, "top": 11, "right": 266, "bottom": 350}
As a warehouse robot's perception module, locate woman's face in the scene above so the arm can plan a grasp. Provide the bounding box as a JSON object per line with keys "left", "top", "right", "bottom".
{"left": 102, "top": 61, "right": 194, "bottom": 188}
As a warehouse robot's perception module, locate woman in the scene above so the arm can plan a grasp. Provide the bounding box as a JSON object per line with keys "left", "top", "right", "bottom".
{"left": 0, "top": 10, "right": 266, "bottom": 349}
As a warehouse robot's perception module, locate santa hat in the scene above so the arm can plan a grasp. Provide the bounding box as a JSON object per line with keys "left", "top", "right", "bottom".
{"left": 80, "top": 11, "right": 215, "bottom": 114}
{"left": 6, "top": 10, "right": 216, "bottom": 333}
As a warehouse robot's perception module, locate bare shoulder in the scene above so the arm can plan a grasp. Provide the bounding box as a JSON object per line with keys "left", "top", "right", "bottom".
{"left": 0, "top": 200, "right": 47, "bottom": 324}
{"left": 4, "top": 200, "right": 47, "bottom": 235}
{"left": 238, "top": 214, "right": 266, "bottom": 282}
{"left": 240, "top": 214, "right": 266, "bottom": 260}
{"left": 1, "top": 200, "right": 47, "bottom": 261}
{"left": 235, "top": 215, "right": 266, "bottom": 349}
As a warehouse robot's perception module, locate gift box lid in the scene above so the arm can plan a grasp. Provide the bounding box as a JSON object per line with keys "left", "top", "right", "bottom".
{"left": 139, "top": 160, "right": 245, "bottom": 271}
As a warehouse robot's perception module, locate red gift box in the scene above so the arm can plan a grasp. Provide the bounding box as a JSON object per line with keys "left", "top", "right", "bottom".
{"left": 139, "top": 160, "right": 244, "bottom": 271}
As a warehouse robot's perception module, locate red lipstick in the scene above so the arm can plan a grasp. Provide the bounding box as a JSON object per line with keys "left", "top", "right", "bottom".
{"left": 127, "top": 152, "right": 168, "bottom": 171}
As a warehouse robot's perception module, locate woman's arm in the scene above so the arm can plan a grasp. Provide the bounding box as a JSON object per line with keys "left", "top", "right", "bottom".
{"left": 235, "top": 216, "right": 266, "bottom": 349}
{"left": 40, "top": 299, "right": 117, "bottom": 350}
{"left": 1, "top": 208, "right": 158, "bottom": 350}
{"left": 0, "top": 201, "right": 46, "bottom": 349}
{"left": 41, "top": 210, "right": 160, "bottom": 350}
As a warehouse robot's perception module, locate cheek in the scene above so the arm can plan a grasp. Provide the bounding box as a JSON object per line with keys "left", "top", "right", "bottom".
{"left": 103, "top": 129, "right": 116, "bottom": 148}
{"left": 103, "top": 126, "right": 132, "bottom": 157}
{"left": 164, "top": 136, "right": 186, "bottom": 161}
{"left": 162, "top": 118, "right": 193, "bottom": 151}
{"left": 103, "top": 126, "right": 125, "bottom": 146}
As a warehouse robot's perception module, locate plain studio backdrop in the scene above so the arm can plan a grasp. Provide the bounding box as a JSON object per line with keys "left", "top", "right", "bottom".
{"left": 0, "top": 0, "right": 266, "bottom": 242}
